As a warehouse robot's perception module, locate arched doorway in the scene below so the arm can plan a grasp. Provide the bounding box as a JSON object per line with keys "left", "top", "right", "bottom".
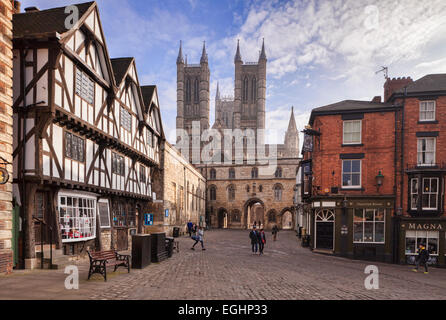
{"left": 315, "top": 209, "right": 335, "bottom": 250}
{"left": 217, "top": 208, "right": 228, "bottom": 229}
{"left": 243, "top": 198, "right": 265, "bottom": 229}
{"left": 281, "top": 209, "right": 293, "bottom": 230}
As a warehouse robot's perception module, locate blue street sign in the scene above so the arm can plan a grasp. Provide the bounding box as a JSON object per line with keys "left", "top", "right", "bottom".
{"left": 144, "top": 213, "right": 153, "bottom": 226}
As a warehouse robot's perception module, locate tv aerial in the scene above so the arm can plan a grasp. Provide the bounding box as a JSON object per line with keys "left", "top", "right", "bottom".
{"left": 375, "top": 66, "right": 388, "bottom": 79}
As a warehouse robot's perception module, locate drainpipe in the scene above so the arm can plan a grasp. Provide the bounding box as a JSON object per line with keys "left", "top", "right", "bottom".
{"left": 21, "top": 47, "right": 29, "bottom": 269}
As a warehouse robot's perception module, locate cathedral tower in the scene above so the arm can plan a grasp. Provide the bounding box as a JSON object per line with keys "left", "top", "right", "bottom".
{"left": 233, "top": 39, "right": 267, "bottom": 144}
{"left": 176, "top": 41, "right": 210, "bottom": 160}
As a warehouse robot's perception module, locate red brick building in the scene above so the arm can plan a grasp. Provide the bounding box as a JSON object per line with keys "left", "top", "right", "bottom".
{"left": 386, "top": 74, "right": 446, "bottom": 266}
{"left": 301, "top": 99, "right": 400, "bottom": 262}
{"left": 0, "top": 0, "right": 17, "bottom": 274}
{"left": 301, "top": 74, "right": 446, "bottom": 266}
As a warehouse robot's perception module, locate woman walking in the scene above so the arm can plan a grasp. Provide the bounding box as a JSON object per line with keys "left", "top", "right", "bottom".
{"left": 191, "top": 226, "right": 206, "bottom": 250}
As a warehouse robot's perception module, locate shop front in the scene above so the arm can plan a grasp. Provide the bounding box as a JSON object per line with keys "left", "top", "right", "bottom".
{"left": 310, "top": 196, "right": 394, "bottom": 262}
{"left": 398, "top": 218, "right": 445, "bottom": 267}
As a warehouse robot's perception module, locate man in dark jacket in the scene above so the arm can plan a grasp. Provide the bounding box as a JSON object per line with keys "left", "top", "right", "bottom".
{"left": 412, "top": 244, "right": 429, "bottom": 274}
{"left": 249, "top": 226, "right": 259, "bottom": 254}
{"left": 187, "top": 221, "right": 193, "bottom": 237}
{"left": 258, "top": 228, "right": 266, "bottom": 255}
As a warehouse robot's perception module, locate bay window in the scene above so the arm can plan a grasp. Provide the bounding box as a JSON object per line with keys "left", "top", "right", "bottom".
{"left": 422, "top": 178, "right": 439, "bottom": 210}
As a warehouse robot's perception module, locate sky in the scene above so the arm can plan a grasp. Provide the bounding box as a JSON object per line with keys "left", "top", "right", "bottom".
{"left": 21, "top": 0, "right": 446, "bottom": 148}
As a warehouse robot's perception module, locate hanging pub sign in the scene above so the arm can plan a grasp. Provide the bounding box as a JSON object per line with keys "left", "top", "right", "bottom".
{"left": 0, "top": 167, "right": 9, "bottom": 184}
{"left": 302, "top": 133, "right": 313, "bottom": 153}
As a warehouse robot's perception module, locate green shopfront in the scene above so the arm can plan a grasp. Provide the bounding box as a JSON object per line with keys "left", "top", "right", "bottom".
{"left": 310, "top": 196, "right": 395, "bottom": 263}
{"left": 398, "top": 218, "right": 446, "bottom": 266}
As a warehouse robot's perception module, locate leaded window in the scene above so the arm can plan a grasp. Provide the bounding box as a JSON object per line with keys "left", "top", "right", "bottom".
{"left": 112, "top": 152, "right": 125, "bottom": 176}
{"left": 75, "top": 68, "right": 94, "bottom": 104}
{"left": 120, "top": 106, "right": 132, "bottom": 131}
{"left": 65, "top": 132, "right": 85, "bottom": 162}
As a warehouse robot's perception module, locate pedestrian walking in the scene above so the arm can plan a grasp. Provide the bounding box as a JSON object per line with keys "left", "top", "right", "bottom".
{"left": 253, "top": 221, "right": 257, "bottom": 228}
{"left": 258, "top": 228, "right": 266, "bottom": 255}
{"left": 272, "top": 225, "right": 279, "bottom": 241}
{"left": 191, "top": 226, "right": 206, "bottom": 250}
{"left": 412, "top": 244, "right": 430, "bottom": 274}
{"left": 187, "top": 220, "right": 193, "bottom": 237}
{"left": 192, "top": 223, "right": 197, "bottom": 235}
{"left": 249, "top": 226, "right": 259, "bottom": 254}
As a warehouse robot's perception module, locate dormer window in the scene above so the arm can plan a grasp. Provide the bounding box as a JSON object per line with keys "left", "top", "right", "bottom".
{"left": 419, "top": 101, "right": 435, "bottom": 121}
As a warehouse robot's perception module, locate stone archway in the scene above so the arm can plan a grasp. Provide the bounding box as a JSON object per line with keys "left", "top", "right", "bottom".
{"left": 217, "top": 207, "right": 228, "bottom": 229}
{"left": 243, "top": 198, "right": 265, "bottom": 229}
{"left": 280, "top": 207, "right": 294, "bottom": 230}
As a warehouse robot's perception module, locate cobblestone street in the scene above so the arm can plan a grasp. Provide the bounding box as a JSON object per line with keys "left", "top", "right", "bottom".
{"left": 1, "top": 229, "right": 445, "bottom": 300}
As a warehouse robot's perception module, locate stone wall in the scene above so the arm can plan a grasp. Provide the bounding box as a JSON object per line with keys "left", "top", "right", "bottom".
{"left": 149, "top": 142, "right": 206, "bottom": 236}
{"left": 0, "top": 0, "right": 13, "bottom": 274}
{"left": 202, "top": 158, "right": 299, "bottom": 230}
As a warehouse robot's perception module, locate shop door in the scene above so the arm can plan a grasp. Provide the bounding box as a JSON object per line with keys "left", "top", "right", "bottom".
{"left": 34, "top": 192, "right": 52, "bottom": 245}
{"left": 315, "top": 209, "right": 335, "bottom": 250}
{"left": 316, "top": 222, "right": 334, "bottom": 250}
{"left": 116, "top": 229, "right": 128, "bottom": 251}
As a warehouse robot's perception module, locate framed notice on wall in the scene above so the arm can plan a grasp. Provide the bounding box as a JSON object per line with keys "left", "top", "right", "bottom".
{"left": 97, "top": 199, "right": 111, "bottom": 228}
{"left": 144, "top": 213, "right": 153, "bottom": 226}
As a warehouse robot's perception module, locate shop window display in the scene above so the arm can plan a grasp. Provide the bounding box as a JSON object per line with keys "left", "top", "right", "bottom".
{"left": 405, "top": 230, "right": 439, "bottom": 265}
{"left": 59, "top": 193, "right": 97, "bottom": 242}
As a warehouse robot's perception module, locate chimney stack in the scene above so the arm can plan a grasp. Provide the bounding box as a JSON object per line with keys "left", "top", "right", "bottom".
{"left": 371, "top": 96, "right": 381, "bottom": 103}
{"left": 24, "top": 6, "right": 39, "bottom": 13}
{"left": 384, "top": 77, "right": 413, "bottom": 102}
{"left": 13, "top": 1, "right": 21, "bottom": 13}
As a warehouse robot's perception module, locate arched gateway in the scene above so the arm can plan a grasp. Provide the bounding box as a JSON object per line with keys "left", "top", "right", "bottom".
{"left": 243, "top": 198, "right": 265, "bottom": 229}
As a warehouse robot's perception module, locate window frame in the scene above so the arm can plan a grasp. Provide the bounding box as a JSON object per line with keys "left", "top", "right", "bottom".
{"left": 343, "top": 120, "right": 362, "bottom": 145}
{"left": 75, "top": 68, "right": 94, "bottom": 105}
{"left": 419, "top": 100, "right": 436, "bottom": 122}
{"left": 417, "top": 137, "right": 436, "bottom": 166}
{"left": 120, "top": 105, "right": 132, "bottom": 132}
{"left": 422, "top": 177, "right": 439, "bottom": 210}
{"left": 353, "top": 208, "right": 385, "bottom": 244}
{"left": 112, "top": 152, "right": 125, "bottom": 176}
{"left": 342, "top": 159, "right": 362, "bottom": 189}
{"left": 410, "top": 178, "right": 419, "bottom": 210}
{"left": 64, "top": 131, "right": 85, "bottom": 163}
{"left": 58, "top": 192, "right": 97, "bottom": 243}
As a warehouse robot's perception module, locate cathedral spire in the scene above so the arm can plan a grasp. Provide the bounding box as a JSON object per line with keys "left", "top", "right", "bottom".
{"left": 259, "top": 38, "right": 267, "bottom": 61}
{"left": 177, "top": 40, "right": 184, "bottom": 64}
{"left": 287, "top": 106, "right": 297, "bottom": 132}
{"left": 234, "top": 39, "right": 242, "bottom": 63}
{"left": 200, "top": 41, "right": 208, "bottom": 64}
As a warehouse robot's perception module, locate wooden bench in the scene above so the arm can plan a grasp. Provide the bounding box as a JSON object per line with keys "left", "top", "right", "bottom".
{"left": 87, "top": 250, "right": 130, "bottom": 281}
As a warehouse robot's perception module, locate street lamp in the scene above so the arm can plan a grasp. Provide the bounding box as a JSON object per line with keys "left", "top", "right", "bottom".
{"left": 375, "top": 170, "right": 384, "bottom": 191}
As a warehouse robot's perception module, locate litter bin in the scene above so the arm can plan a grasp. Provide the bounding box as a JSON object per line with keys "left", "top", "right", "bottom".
{"left": 302, "top": 234, "right": 310, "bottom": 247}
{"left": 173, "top": 227, "right": 180, "bottom": 238}
{"left": 165, "top": 237, "right": 174, "bottom": 258}
{"left": 132, "top": 234, "right": 151, "bottom": 269}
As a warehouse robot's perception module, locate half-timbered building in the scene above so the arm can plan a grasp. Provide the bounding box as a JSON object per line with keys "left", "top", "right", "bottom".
{"left": 12, "top": 2, "right": 164, "bottom": 269}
